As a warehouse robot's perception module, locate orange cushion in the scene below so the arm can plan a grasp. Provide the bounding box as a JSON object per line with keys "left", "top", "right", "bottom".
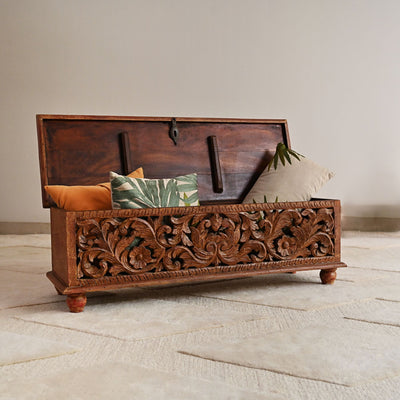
{"left": 45, "top": 168, "right": 144, "bottom": 211}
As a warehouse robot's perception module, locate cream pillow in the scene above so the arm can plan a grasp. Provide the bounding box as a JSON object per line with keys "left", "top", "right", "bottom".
{"left": 243, "top": 148, "right": 334, "bottom": 203}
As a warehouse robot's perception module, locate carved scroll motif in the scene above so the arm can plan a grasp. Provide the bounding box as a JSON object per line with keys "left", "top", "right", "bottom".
{"left": 76, "top": 208, "right": 335, "bottom": 279}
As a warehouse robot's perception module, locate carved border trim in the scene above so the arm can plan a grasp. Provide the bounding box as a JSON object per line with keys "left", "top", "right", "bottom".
{"left": 73, "top": 256, "right": 343, "bottom": 287}
{"left": 74, "top": 199, "right": 339, "bottom": 219}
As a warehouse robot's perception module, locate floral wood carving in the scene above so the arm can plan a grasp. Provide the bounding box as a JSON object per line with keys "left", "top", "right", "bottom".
{"left": 76, "top": 208, "right": 335, "bottom": 279}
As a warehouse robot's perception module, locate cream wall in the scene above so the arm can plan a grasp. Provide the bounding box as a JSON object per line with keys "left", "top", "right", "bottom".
{"left": 1, "top": 0, "right": 399, "bottom": 223}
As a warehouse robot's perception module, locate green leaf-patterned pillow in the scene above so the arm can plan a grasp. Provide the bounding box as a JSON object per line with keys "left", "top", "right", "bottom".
{"left": 110, "top": 172, "right": 200, "bottom": 209}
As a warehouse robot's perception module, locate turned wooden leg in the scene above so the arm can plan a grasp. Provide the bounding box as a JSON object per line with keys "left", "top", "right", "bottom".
{"left": 55, "top": 288, "right": 63, "bottom": 295}
{"left": 66, "top": 294, "right": 87, "bottom": 313}
{"left": 320, "top": 268, "right": 337, "bottom": 284}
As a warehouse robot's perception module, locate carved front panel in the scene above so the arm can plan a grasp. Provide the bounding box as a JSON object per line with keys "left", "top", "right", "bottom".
{"left": 76, "top": 207, "right": 335, "bottom": 279}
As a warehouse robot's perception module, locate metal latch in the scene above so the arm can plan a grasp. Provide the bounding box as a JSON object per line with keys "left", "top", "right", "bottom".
{"left": 169, "top": 118, "right": 179, "bottom": 145}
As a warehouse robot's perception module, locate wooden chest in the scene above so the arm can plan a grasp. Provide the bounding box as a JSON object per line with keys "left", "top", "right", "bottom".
{"left": 37, "top": 115, "right": 346, "bottom": 312}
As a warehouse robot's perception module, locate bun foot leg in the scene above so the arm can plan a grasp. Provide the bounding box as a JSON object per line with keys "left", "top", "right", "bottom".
{"left": 66, "top": 294, "right": 87, "bottom": 313}
{"left": 320, "top": 268, "right": 337, "bottom": 284}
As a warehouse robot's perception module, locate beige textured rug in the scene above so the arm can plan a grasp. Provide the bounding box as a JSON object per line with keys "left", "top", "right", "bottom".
{"left": 2, "top": 232, "right": 400, "bottom": 399}
{"left": 0, "top": 331, "right": 79, "bottom": 366}
{"left": 375, "top": 282, "right": 400, "bottom": 302}
{"left": 342, "top": 246, "right": 400, "bottom": 272}
{"left": 378, "top": 296, "right": 400, "bottom": 304}
{"left": 0, "top": 270, "right": 61, "bottom": 310}
{"left": 336, "top": 266, "right": 393, "bottom": 283}
{"left": 0, "top": 234, "right": 51, "bottom": 248}
{"left": 165, "top": 273, "right": 375, "bottom": 311}
{"left": 0, "top": 362, "right": 280, "bottom": 400}
{"left": 17, "top": 297, "right": 263, "bottom": 340}
{"left": 179, "top": 323, "right": 400, "bottom": 387}
{"left": 0, "top": 246, "right": 51, "bottom": 273}
{"left": 342, "top": 231, "right": 400, "bottom": 249}
{"left": 343, "top": 299, "right": 400, "bottom": 328}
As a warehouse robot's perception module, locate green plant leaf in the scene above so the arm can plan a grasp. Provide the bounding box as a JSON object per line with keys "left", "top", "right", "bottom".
{"left": 288, "top": 149, "right": 303, "bottom": 161}
{"left": 283, "top": 149, "right": 292, "bottom": 164}
{"left": 278, "top": 147, "right": 286, "bottom": 166}
{"left": 268, "top": 143, "right": 304, "bottom": 171}
{"left": 273, "top": 155, "right": 279, "bottom": 170}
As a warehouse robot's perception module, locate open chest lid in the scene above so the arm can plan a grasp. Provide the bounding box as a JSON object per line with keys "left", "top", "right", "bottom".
{"left": 37, "top": 115, "right": 290, "bottom": 208}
